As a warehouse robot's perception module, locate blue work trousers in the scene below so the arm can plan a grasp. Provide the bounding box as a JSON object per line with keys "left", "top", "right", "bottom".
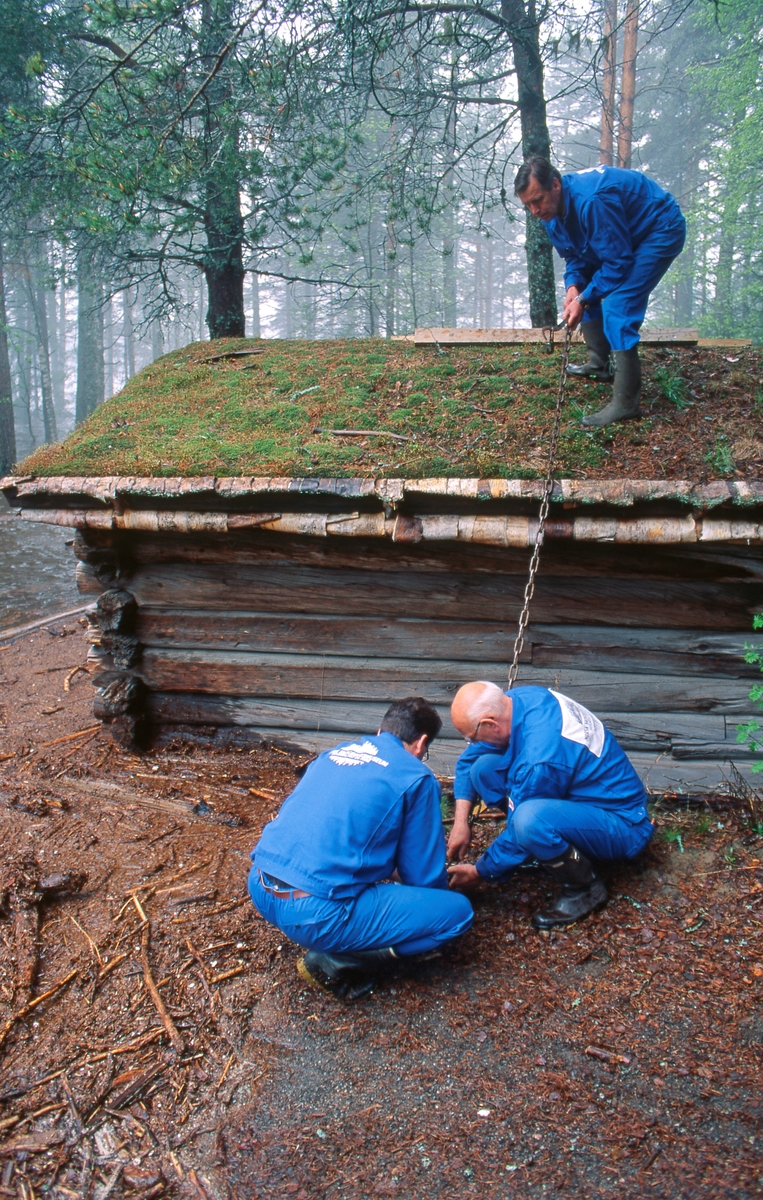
{"left": 248, "top": 868, "right": 473, "bottom": 956}
{"left": 583, "top": 217, "right": 686, "bottom": 351}
{"left": 469, "top": 755, "right": 653, "bottom": 869}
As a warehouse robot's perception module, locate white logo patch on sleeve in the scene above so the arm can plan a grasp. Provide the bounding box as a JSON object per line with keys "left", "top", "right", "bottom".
{"left": 550, "top": 690, "right": 605, "bottom": 758}
{"left": 329, "top": 741, "right": 390, "bottom": 768}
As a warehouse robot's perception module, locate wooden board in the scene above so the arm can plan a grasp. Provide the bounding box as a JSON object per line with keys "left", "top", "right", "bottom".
{"left": 410, "top": 326, "right": 699, "bottom": 347}
{"left": 121, "top": 531, "right": 763, "bottom": 584}
{"left": 146, "top": 692, "right": 755, "bottom": 756}
{"left": 136, "top": 610, "right": 756, "bottom": 678}
{"left": 127, "top": 563, "right": 763, "bottom": 629}
{"left": 138, "top": 648, "right": 754, "bottom": 713}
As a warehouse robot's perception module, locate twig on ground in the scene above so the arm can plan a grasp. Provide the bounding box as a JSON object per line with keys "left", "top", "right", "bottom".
{"left": 63, "top": 665, "right": 89, "bottom": 693}
{"left": 313, "top": 428, "right": 411, "bottom": 442}
{"left": 34, "top": 727, "right": 101, "bottom": 750}
{"left": 0, "top": 968, "right": 78, "bottom": 1053}
{"left": 140, "top": 924, "right": 184, "bottom": 1053}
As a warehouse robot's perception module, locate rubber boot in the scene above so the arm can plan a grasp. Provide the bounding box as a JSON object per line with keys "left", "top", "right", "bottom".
{"left": 581, "top": 347, "right": 642, "bottom": 427}
{"left": 566, "top": 319, "right": 613, "bottom": 382}
{"left": 297, "top": 947, "right": 398, "bottom": 1000}
{"left": 531, "top": 845, "right": 608, "bottom": 930}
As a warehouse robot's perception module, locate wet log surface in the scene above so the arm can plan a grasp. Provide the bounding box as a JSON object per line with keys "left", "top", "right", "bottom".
{"left": 0, "top": 627, "right": 761, "bottom": 1199}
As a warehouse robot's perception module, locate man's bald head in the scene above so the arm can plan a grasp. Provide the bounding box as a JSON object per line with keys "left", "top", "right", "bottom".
{"left": 451, "top": 681, "right": 512, "bottom": 745}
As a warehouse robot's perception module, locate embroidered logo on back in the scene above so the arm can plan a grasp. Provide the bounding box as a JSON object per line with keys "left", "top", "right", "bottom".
{"left": 329, "top": 741, "right": 390, "bottom": 768}
{"left": 550, "top": 690, "right": 605, "bottom": 758}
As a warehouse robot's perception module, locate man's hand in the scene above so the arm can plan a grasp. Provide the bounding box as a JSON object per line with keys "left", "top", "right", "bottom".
{"left": 447, "top": 819, "right": 472, "bottom": 862}
{"left": 448, "top": 862, "right": 481, "bottom": 889}
{"left": 562, "top": 285, "right": 585, "bottom": 332}
{"left": 447, "top": 799, "right": 474, "bottom": 861}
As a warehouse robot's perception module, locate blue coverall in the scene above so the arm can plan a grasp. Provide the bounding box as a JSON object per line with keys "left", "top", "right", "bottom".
{"left": 249, "top": 733, "right": 473, "bottom": 955}
{"left": 543, "top": 166, "right": 686, "bottom": 351}
{"left": 454, "top": 687, "right": 654, "bottom": 880}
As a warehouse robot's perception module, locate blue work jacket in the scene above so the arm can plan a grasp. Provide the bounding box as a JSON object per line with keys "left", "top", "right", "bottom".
{"left": 252, "top": 732, "right": 448, "bottom": 900}
{"left": 454, "top": 686, "right": 647, "bottom": 811}
{"left": 543, "top": 166, "right": 684, "bottom": 305}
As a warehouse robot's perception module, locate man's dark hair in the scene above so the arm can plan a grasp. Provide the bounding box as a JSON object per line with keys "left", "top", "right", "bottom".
{"left": 380, "top": 697, "right": 442, "bottom": 746}
{"left": 514, "top": 155, "right": 562, "bottom": 196}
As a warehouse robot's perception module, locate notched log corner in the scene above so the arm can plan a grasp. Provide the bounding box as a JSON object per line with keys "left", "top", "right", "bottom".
{"left": 93, "top": 588, "right": 143, "bottom": 687}
{"left": 93, "top": 674, "right": 148, "bottom": 750}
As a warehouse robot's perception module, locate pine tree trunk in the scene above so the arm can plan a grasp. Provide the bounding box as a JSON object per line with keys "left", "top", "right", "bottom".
{"left": 27, "top": 272, "right": 57, "bottom": 445}
{"left": 599, "top": 0, "right": 618, "bottom": 165}
{"left": 501, "top": 0, "right": 557, "bottom": 326}
{"left": 617, "top": 0, "right": 639, "bottom": 169}
{"left": 714, "top": 191, "right": 737, "bottom": 337}
{"left": 442, "top": 100, "right": 458, "bottom": 326}
{"left": 201, "top": 0, "right": 245, "bottom": 339}
{"left": 0, "top": 243, "right": 16, "bottom": 474}
{"left": 250, "top": 272, "right": 261, "bottom": 338}
{"left": 75, "top": 256, "right": 104, "bottom": 425}
{"left": 385, "top": 217, "right": 396, "bottom": 338}
{"left": 123, "top": 291, "right": 135, "bottom": 380}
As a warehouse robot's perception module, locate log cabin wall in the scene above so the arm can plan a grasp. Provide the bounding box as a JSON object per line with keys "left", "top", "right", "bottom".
{"left": 3, "top": 475, "right": 763, "bottom": 793}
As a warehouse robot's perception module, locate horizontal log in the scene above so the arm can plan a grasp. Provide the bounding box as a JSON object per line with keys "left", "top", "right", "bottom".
{"left": 143, "top": 713, "right": 761, "bottom": 791}
{"left": 146, "top": 694, "right": 757, "bottom": 755}
{"left": 115, "top": 530, "right": 763, "bottom": 585}
{"left": 135, "top": 611, "right": 757, "bottom": 678}
{"left": 126, "top": 562, "right": 763, "bottom": 629}
{"left": 18, "top": 506, "right": 763, "bottom": 545}
{"left": 138, "top": 648, "right": 754, "bottom": 712}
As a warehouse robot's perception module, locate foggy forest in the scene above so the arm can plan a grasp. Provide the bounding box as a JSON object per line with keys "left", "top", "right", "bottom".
{"left": 0, "top": 0, "right": 760, "bottom": 468}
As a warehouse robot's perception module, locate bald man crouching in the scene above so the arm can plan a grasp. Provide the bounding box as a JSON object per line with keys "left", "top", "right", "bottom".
{"left": 447, "top": 683, "right": 653, "bottom": 928}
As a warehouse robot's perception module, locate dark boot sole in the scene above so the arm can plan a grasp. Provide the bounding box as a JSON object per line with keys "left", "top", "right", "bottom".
{"left": 296, "top": 956, "right": 377, "bottom": 1002}
{"left": 531, "top": 895, "right": 608, "bottom": 931}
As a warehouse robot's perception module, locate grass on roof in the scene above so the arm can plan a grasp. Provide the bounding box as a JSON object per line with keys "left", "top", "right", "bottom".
{"left": 17, "top": 338, "right": 763, "bottom": 480}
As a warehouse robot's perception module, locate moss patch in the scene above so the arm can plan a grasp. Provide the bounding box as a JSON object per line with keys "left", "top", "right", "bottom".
{"left": 17, "top": 338, "right": 763, "bottom": 480}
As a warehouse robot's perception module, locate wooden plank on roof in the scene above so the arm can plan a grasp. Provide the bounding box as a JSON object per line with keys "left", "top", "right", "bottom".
{"left": 696, "top": 338, "right": 753, "bottom": 348}
{"left": 410, "top": 326, "right": 699, "bottom": 346}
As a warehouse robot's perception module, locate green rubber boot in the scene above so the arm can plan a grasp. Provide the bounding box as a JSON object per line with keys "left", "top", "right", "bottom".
{"left": 581, "top": 347, "right": 642, "bottom": 427}
{"left": 566, "top": 319, "right": 613, "bottom": 382}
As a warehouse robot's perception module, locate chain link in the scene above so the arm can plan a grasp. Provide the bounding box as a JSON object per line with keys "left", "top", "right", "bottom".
{"left": 508, "top": 323, "right": 573, "bottom": 688}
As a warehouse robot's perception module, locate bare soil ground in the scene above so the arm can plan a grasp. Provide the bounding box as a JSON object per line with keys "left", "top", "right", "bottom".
{"left": 1, "top": 622, "right": 762, "bottom": 1200}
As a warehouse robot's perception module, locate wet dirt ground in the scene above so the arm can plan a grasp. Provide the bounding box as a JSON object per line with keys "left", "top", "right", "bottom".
{"left": 0, "top": 621, "right": 762, "bottom": 1200}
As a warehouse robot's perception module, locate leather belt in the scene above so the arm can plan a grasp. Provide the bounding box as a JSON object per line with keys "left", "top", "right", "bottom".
{"left": 258, "top": 870, "right": 311, "bottom": 900}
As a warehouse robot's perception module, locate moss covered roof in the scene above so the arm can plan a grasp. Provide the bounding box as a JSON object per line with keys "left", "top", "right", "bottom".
{"left": 18, "top": 337, "right": 763, "bottom": 481}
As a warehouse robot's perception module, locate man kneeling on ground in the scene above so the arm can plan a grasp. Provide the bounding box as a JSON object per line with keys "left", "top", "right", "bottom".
{"left": 249, "top": 697, "right": 473, "bottom": 998}
{"left": 447, "top": 682, "right": 653, "bottom": 928}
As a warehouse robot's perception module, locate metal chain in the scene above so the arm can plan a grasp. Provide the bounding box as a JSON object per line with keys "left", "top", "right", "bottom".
{"left": 508, "top": 322, "right": 573, "bottom": 688}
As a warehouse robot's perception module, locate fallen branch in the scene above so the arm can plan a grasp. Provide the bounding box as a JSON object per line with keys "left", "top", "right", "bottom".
{"left": 140, "top": 924, "right": 183, "bottom": 1053}
{"left": 64, "top": 665, "right": 89, "bottom": 693}
{"left": 584, "top": 1044, "right": 631, "bottom": 1065}
{"left": 0, "top": 751, "right": 15, "bottom": 763}
{"left": 34, "top": 726, "right": 101, "bottom": 750}
{"left": 313, "top": 427, "right": 411, "bottom": 442}
{"left": 202, "top": 348, "right": 266, "bottom": 362}
{"left": 0, "top": 970, "right": 78, "bottom": 1052}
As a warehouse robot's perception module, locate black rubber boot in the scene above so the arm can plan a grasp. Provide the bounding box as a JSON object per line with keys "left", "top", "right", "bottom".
{"left": 581, "top": 347, "right": 642, "bottom": 427}
{"left": 532, "top": 845, "right": 608, "bottom": 930}
{"left": 566, "top": 319, "right": 613, "bottom": 382}
{"left": 297, "top": 947, "right": 398, "bottom": 1000}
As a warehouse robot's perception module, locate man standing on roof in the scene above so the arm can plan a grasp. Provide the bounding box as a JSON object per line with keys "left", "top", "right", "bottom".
{"left": 249, "top": 697, "right": 473, "bottom": 999}
{"left": 446, "top": 682, "right": 654, "bottom": 928}
{"left": 514, "top": 157, "right": 686, "bottom": 427}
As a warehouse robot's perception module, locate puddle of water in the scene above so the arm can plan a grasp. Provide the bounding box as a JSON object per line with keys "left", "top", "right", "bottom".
{"left": 0, "top": 508, "right": 82, "bottom": 631}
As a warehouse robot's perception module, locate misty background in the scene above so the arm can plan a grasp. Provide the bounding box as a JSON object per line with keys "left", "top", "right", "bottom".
{"left": 0, "top": 0, "right": 759, "bottom": 465}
